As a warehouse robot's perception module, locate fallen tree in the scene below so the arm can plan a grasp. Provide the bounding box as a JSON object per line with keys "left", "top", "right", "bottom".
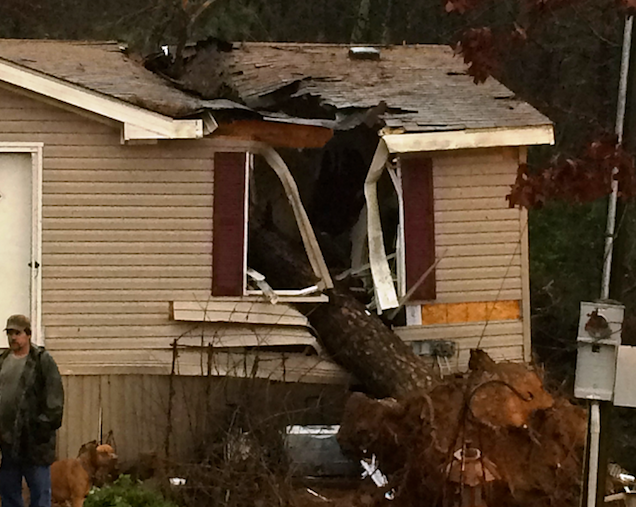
{"left": 249, "top": 221, "right": 587, "bottom": 507}
{"left": 249, "top": 224, "right": 433, "bottom": 399}
{"left": 338, "top": 351, "right": 586, "bottom": 507}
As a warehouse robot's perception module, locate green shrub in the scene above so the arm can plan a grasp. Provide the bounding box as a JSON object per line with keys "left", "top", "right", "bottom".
{"left": 84, "top": 475, "right": 179, "bottom": 507}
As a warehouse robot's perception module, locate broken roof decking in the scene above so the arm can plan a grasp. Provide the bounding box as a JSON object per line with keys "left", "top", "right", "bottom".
{"left": 219, "top": 43, "right": 551, "bottom": 133}
{"left": 0, "top": 39, "right": 551, "bottom": 137}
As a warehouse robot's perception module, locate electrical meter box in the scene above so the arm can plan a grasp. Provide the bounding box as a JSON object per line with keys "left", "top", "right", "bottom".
{"left": 574, "top": 301, "right": 624, "bottom": 401}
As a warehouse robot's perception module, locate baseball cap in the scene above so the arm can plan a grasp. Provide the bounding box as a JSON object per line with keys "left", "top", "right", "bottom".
{"left": 4, "top": 314, "right": 31, "bottom": 332}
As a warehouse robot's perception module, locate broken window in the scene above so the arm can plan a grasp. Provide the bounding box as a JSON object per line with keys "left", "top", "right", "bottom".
{"left": 211, "top": 133, "right": 437, "bottom": 308}
{"left": 212, "top": 150, "right": 326, "bottom": 298}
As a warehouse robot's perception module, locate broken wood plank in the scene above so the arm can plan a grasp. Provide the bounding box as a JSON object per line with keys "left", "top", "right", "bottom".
{"left": 213, "top": 120, "right": 333, "bottom": 148}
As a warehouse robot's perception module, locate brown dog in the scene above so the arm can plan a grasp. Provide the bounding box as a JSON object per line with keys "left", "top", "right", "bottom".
{"left": 50, "top": 441, "right": 118, "bottom": 507}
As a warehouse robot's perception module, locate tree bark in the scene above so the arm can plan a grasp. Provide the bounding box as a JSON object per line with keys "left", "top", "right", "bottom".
{"left": 249, "top": 225, "right": 433, "bottom": 399}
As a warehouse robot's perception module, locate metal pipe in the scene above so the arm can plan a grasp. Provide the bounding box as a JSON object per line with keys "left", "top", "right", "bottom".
{"left": 588, "top": 401, "right": 602, "bottom": 507}
{"left": 602, "top": 15, "right": 633, "bottom": 300}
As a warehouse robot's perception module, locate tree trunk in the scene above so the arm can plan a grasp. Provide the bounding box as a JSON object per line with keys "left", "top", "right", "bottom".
{"left": 350, "top": 0, "right": 371, "bottom": 44}
{"left": 249, "top": 225, "right": 433, "bottom": 399}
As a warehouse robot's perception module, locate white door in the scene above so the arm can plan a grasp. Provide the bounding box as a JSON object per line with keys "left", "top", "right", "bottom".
{"left": 0, "top": 153, "right": 32, "bottom": 330}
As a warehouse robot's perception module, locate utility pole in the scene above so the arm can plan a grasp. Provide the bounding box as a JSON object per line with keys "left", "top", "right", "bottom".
{"left": 586, "top": 14, "right": 633, "bottom": 507}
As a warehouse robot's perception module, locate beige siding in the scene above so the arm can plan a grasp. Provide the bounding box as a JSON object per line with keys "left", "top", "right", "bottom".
{"left": 53, "top": 348, "right": 351, "bottom": 385}
{"left": 0, "top": 85, "right": 529, "bottom": 384}
{"left": 395, "top": 320, "right": 524, "bottom": 371}
{"left": 0, "top": 86, "right": 332, "bottom": 376}
{"left": 401, "top": 147, "right": 528, "bottom": 366}
{"left": 432, "top": 148, "right": 524, "bottom": 304}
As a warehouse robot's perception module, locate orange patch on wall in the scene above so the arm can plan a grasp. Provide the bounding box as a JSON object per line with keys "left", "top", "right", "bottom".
{"left": 420, "top": 301, "right": 520, "bottom": 325}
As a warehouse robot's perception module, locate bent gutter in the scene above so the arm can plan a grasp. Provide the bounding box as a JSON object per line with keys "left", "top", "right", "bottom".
{"left": 365, "top": 139, "right": 399, "bottom": 311}
{"left": 365, "top": 125, "right": 555, "bottom": 312}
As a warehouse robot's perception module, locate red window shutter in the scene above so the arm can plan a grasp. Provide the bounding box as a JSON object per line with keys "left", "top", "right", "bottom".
{"left": 401, "top": 156, "right": 436, "bottom": 301}
{"left": 212, "top": 152, "right": 248, "bottom": 296}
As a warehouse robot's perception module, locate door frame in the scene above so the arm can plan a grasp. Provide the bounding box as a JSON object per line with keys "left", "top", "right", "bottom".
{"left": 0, "top": 143, "right": 43, "bottom": 345}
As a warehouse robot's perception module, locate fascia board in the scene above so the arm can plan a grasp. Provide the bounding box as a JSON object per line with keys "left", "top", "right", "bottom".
{"left": 382, "top": 124, "right": 555, "bottom": 153}
{"left": 0, "top": 58, "right": 203, "bottom": 140}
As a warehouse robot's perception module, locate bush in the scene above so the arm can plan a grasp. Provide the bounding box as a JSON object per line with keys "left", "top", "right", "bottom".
{"left": 84, "top": 475, "right": 179, "bottom": 507}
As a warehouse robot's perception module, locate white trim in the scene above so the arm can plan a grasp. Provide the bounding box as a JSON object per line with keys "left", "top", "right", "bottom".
{"left": 390, "top": 163, "right": 406, "bottom": 297}
{"left": 0, "top": 58, "right": 203, "bottom": 140}
{"left": 405, "top": 305, "right": 423, "bottom": 326}
{"left": 0, "top": 143, "right": 43, "bottom": 345}
{"left": 382, "top": 125, "right": 554, "bottom": 154}
{"left": 518, "top": 147, "right": 532, "bottom": 362}
{"left": 0, "top": 143, "right": 43, "bottom": 153}
{"left": 245, "top": 288, "right": 322, "bottom": 297}
{"left": 203, "top": 294, "right": 329, "bottom": 303}
{"left": 364, "top": 139, "right": 399, "bottom": 311}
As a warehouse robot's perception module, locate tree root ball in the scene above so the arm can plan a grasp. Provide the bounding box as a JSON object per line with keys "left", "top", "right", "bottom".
{"left": 337, "top": 351, "right": 587, "bottom": 507}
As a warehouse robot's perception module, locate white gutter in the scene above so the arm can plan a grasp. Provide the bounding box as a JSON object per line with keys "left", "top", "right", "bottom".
{"left": 0, "top": 58, "right": 203, "bottom": 141}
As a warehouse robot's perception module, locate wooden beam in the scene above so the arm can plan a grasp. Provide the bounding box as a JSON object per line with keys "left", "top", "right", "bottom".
{"left": 213, "top": 120, "right": 333, "bottom": 148}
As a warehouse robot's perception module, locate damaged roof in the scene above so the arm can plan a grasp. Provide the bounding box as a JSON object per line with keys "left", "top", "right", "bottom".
{"left": 0, "top": 39, "right": 551, "bottom": 133}
{"left": 214, "top": 43, "right": 550, "bottom": 132}
{"left": 0, "top": 39, "right": 238, "bottom": 118}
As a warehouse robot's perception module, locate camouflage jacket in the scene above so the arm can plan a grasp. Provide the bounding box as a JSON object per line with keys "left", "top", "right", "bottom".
{"left": 0, "top": 345, "right": 64, "bottom": 465}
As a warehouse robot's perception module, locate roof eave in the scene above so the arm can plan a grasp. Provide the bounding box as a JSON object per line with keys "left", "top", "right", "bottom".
{"left": 381, "top": 124, "right": 555, "bottom": 153}
{"left": 0, "top": 57, "right": 203, "bottom": 141}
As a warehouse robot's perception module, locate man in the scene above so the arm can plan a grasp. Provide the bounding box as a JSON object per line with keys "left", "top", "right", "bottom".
{"left": 0, "top": 314, "right": 64, "bottom": 507}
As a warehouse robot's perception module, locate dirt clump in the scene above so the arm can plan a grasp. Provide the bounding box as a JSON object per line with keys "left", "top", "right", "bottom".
{"left": 337, "top": 349, "right": 586, "bottom": 507}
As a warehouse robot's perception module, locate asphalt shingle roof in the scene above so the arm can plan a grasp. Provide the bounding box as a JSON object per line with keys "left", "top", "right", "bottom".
{"left": 0, "top": 39, "right": 551, "bottom": 132}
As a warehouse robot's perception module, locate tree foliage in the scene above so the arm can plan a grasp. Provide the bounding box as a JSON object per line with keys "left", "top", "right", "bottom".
{"left": 508, "top": 136, "right": 636, "bottom": 208}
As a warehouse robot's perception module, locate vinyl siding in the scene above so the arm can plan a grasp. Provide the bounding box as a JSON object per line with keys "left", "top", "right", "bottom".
{"left": 395, "top": 320, "right": 525, "bottom": 370}
{"left": 402, "top": 146, "right": 528, "bottom": 364}
{"left": 432, "top": 147, "right": 524, "bottom": 303}
{"left": 0, "top": 85, "right": 529, "bottom": 389}
{"left": 0, "top": 85, "right": 329, "bottom": 375}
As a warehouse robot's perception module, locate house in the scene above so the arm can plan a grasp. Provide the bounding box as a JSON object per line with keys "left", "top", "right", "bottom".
{"left": 0, "top": 40, "right": 553, "bottom": 461}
